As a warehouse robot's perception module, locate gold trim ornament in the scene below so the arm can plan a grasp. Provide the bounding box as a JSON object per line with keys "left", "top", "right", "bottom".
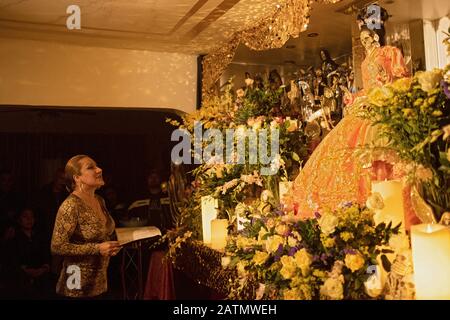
{"left": 201, "top": 0, "right": 344, "bottom": 99}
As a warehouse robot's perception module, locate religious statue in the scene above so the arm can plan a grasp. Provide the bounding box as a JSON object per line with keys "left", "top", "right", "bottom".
{"left": 282, "top": 6, "right": 419, "bottom": 228}
{"left": 167, "top": 162, "right": 187, "bottom": 227}
{"left": 320, "top": 49, "right": 339, "bottom": 85}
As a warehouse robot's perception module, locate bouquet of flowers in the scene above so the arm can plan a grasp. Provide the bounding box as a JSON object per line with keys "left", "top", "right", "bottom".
{"left": 362, "top": 66, "right": 450, "bottom": 220}
{"left": 224, "top": 202, "right": 400, "bottom": 300}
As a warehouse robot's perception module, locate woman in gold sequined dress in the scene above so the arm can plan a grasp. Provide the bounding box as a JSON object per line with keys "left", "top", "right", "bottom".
{"left": 283, "top": 13, "right": 417, "bottom": 224}
{"left": 51, "top": 155, "right": 121, "bottom": 298}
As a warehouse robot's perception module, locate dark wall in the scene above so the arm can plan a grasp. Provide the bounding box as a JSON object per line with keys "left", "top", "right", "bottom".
{"left": 0, "top": 107, "right": 182, "bottom": 204}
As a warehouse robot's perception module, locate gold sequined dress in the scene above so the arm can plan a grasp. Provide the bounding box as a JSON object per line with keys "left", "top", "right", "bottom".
{"left": 51, "top": 194, "right": 115, "bottom": 298}
{"left": 284, "top": 46, "right": 409, "bottom": 218}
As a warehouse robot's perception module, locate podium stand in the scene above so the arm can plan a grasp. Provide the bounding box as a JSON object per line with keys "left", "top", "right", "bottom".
{"left": 120, "top": 240, "right": 144, "bottom": 300}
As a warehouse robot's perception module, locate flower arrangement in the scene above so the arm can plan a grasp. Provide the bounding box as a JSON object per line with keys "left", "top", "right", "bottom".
{"left": 166, "top": 76, "right": 311, "bottom": 241}
{"left": 224, "top": 202, "right": 399, "bottom": 300}
{"left": 362, "top": 65, "right": 450, "bottom": 220}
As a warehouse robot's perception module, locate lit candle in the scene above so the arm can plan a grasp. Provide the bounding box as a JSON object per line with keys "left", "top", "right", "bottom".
{"left": 211, "top": 219, "right": 228, "bottom": 251}
{"left": 411, "top": 224, "right": 450, "bottom": 299}
{"left": 201, "top": 196, "right": 218, "bottom": 244}
{"left": 371, "top": 180, "right": 405, "bottom": 232}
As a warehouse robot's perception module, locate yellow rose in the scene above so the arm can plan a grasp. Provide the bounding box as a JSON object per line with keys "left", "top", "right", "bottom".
{"left": 286, "top": 119, "right": 298, "bottom": 132}
{"left": 345, "top": 251, "right": 365, "bottom": 272}
{"left": 283, "top": 288, "right": 300, "bottom": 300}
{"left": 215, "top": 166, "right": 224, "bottom": 178}
{"left": 266, "top": 218, "right": 275, "bottom": 229}
{"left": 275, "top": 223, "right": 289, "bottom": 236}
{"left": 340, "top": 232, "right": 354, "bottom": 242}
{"left": 257, "top": 227, "right": 269, "bottom": 244}
{"left": 294, "top": 248, "right": 312, "bottom": 276}
{"left": 318, "top": 212, "right": 339, "bottom": 235}
{"left": 417, "top": 69, "right": 443, "bottom": 93}
{"left": 391, "top": 77, "right": 412, "bottom": 92}
{"left": 322, "top": 237, "right": 336, "bottom": 248}
{"left": 265, "top": 235, "right": 284, "bottom": 253}
{"left": 280, "top": 256, "right": 297, "bottom": 279}
{"left": 288, "top": 236, "right": 298, "bottom": 247}
{"left": 320, "top": 276, "right": 344, "bottom": 300}
{"left": 236, "top": 88, "right": 245, "bottom": 98}
{"left": 253, "top": 251, "right": 269, "bottom": 266}
{"left": 368, "top": 86, "right": 394, "bottom": 107}
{"left": 292, "top": 231, "right": 302, "bottom": 242}
{"left": 442, "top": 124, "right": 450, "bottom": 141}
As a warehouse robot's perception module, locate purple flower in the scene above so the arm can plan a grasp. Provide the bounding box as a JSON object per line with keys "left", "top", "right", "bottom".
{"left": 288, "top": 247, "right": 298, "bottom": 256}
{"left": 340, "top": 201, "right": 353, "bottom": 208}
{"left": 441, "top": 80, "right": 450, "bottom": 99}
{"left": 343, "top": 248, "right": 356, "bottom": 255}
{"left": 313, "top": 254, "right": 320, "bottom": 262}
{"left": 276, "top": 244, "right": 283, "bottom": 254}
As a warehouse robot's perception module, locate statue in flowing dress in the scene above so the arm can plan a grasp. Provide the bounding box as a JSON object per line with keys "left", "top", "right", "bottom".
{"left": 283, "top": 9, "right": 421, "bottom": 229}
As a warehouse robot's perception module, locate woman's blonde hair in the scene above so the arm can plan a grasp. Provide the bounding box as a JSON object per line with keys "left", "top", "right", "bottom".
{"left": 65, "top": 154, "right": 89, "bottom": 192}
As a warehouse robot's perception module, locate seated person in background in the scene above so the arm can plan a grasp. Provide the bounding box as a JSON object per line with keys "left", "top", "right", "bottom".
{"left": 102, "top": 185, "right": 128, "bottom": 225}
{"left": 4, "top": 207, "right": 51, "bottom": 299}
{"left": 34, "top": 168, "right": 68, "bottom": 241}
{"left": 127, "top": 170, "right": 171, "bottom": 233}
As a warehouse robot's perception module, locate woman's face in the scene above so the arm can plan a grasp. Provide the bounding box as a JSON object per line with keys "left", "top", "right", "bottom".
{"left": 360, "top": 30, "right": 378, "bottom": 53}
{"left": 75, "top": 157, "right": 104, "bottom": 189}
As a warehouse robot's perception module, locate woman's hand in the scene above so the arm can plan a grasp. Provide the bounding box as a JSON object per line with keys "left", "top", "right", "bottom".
{"left": 98, "top": 241, "right": 122, "bottom": 257}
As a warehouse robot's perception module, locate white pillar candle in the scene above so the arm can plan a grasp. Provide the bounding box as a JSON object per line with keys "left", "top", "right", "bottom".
{"left": 211, "top": 219, "right": 228, "bottom": 251}
{"left": 411, "top": 224, "right": 450, "bottom": 300}
{"left": 201, "top": 196, "right": 218, "bottom": 244}
{"left": 371, "top": 180, "right": 405, "bottom": 232}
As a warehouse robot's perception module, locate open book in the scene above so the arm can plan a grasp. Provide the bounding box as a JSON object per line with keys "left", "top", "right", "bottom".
{"left": 115, "top": 226, "right": 162, "bottom": 245}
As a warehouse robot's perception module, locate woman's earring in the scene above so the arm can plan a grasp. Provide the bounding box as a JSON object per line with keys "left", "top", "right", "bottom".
{"left": 80, "top": 182, "right": 84, "bottom": 193}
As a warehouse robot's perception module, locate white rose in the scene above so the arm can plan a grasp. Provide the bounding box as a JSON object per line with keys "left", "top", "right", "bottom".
{"left": 366, "top": 192, "right": 384, "bottom": 211}
{"left": 318, "top": 212, "right": 339, "bottom": 235}
{"left": 417, "top": 69, "right": 443, "bottom": 93}
{"left": 255, "top": 283, "right": 266, "bottom": 300}
{"left": 389, "top": 233, "right": 410, "bottom": 253}
{"left": 221, "top": 256, "right": 231, "bottom": 268}
{"left": 236, "top": 88, "right": 245, "bottom": 98}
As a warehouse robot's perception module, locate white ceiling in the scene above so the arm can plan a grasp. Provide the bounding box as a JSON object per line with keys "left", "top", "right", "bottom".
{"left": 0, "top": 0, "right": 449, "bottom": 67}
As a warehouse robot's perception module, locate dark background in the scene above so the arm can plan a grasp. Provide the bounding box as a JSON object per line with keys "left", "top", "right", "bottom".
{"left": 0, "top": 106, "right": 183, "bottom": 204}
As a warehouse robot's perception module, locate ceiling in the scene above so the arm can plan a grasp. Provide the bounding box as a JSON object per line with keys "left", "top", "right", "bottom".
{"left": 0, "top": 0, "right": 449, "bottom": 67}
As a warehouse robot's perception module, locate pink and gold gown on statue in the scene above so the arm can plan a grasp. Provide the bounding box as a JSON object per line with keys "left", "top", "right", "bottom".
{"left": 284, "top": 46, "right": 419, "bottom": 227}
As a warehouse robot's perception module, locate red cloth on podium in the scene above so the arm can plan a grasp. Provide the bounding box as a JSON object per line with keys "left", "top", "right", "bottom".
{"left": 143, "top": 250, "right": 175, "bottom": 300}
